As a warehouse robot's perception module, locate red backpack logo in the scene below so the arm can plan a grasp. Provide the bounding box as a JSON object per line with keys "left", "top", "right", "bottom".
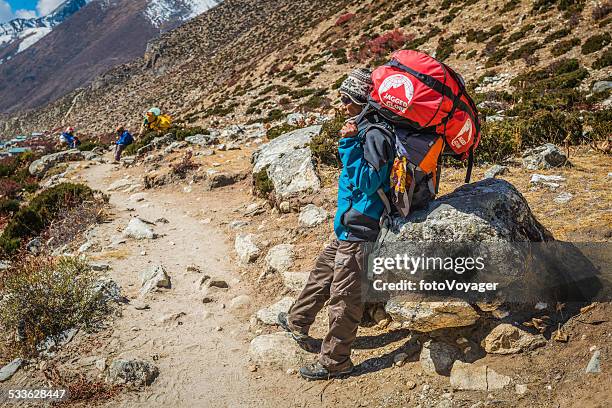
{"left": 370, "top": 50, "right": 481, "bottom": 160}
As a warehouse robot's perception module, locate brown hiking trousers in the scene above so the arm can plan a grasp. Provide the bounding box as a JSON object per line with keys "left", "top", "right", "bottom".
{"left": 287, "top": 239, "right": 372, "bottom": 372}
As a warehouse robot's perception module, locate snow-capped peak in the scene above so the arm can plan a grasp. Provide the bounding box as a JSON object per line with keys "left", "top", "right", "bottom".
{"left": 145, "top": 0, "right": 221, "bottom": 28}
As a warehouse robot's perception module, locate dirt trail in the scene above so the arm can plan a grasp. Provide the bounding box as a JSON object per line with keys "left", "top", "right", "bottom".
{"left": 75, "top": 159, "right": 308, "bottom": 407}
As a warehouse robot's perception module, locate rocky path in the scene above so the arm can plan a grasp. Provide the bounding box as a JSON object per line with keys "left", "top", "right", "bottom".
{"left": 76, "top": 160, "right": 306, "bottom": 407}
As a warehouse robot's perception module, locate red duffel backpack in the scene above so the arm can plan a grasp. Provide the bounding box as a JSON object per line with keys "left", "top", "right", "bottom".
{"left": 369, "top": 50, "right": 481, "bottom": 183}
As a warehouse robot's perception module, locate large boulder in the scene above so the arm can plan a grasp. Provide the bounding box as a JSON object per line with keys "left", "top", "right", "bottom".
{"left": 251, "top": 126, "right": 321, "bottom": 199}
{"left": 29, "top": 149, "right": 88, "bottom": 177}
{"left": 378, "top": 179, "right": 555, "bottom": 330}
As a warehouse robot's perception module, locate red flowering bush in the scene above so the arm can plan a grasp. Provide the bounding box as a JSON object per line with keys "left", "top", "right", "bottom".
{"left": 335, "top": 13, "right": 355, "bottom": 26}
{"left": 356, "top": 29, "right": 408, "bottom": 62}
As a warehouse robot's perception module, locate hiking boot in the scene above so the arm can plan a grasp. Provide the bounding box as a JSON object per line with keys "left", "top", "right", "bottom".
{"left": 299, "top": 361, "right": 354, "bottom": 381}
{"left": 277, "top": 312, "right": 319, "bottom": 353}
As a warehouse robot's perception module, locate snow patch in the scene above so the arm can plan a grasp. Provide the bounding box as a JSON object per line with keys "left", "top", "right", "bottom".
{"left": 17, "top": 27, "right": 52, "bottom": 53}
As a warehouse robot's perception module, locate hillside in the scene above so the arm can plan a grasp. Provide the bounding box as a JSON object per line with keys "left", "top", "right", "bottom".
{"left": 0, "top": 0, "right": 221, "bottom": 113}
{"left": 0, "top": 0, "right": 610, "bottom": 141}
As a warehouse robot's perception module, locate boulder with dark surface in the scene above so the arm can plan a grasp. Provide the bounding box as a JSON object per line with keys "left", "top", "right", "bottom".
{"left": 378, "top": 179, "right": 565, "bottom": 330}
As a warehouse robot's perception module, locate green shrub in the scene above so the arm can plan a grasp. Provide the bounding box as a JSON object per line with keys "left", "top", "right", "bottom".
{"left": 485, "top": 46, "right": 508, "bottom": 67}
{"left": 267, "top": 124, "right": 298, "bottom": 140}
{"left": 477, "top": 120, "right": 521, "bottom": 163}
{"left": 0, "top": 183, "right": 94, "bottom": 256}
{"left": 302, "top": 95, "right": 330, "bottom": 111}
{"left": 263, "top": 109, "right": 285, "bottom": 123}
{"left": 581, "top": 33, "right": 611, "bottom": 54}
{"left": 124, "top": 130, "right": 159, "bottom": 156}
{"left": 332, "top": 74, "right": 348, "bottom": 90}
{"left": 170, "top": 126, "right": 209, "bottom": 141}
{"left": 544, "top": 28, "right": 572, "bottom": 43}
{"left": 310, "top": 114, "right": 345, "bottom": 167}
{"left": 478, "top": 110, "right": 583, "bottom": 163}
{"left": 550, "top": 37, "right": 580, "bottom": 56}
{"left": 505, "top": 24, "right": 535, "bottom": 44}
{"left": 508, "top": 41, "right": 542, "bottom": 60}
{"left": 501, "top": 0, "right": 520, "bottom": 13}
{"left": 77, "top": 141, "right": 103, "bottom": 152}
{"left": 593, "top": 48, "right": 612, "bottom": 69}
{"left": 253, "top": 168, "right": 274, "bottom": 196}
{"left": 436, "top": 34, "right": 460, "bottom": 61}
{"left": 0, "top": 256, "right": 107, "bottom": 356}
{"left": 584, "top": 109, "right": 612, "bottom": 141}
{"left": 0, "top": 199, "right": 20, "bottom": 215}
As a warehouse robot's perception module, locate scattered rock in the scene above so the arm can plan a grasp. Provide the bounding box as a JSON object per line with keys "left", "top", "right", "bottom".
{"left": 95, "top": 358, "right": 107, "bottom": 372}
{"left": 89, "top": 261, "right": 110, "bottom": 272}
{"left": 450, "top": 361, "right": 511, "bottom": 391}
{"left": 107, "top": 178, "right": 134, "bottom": 192}
{"left": 93, "top": 278, "right": 123, "bottom": 303}
{"left": 78, "top": 241, "right": 94, "bottom": 253}
{"left": 484, "top": 165, "right": 508, "bottom": 179}
{"left": 0, "top": 358, "right": 24, "bottom": 382}
{"left": 585, "top": 350, "right": 601, "bottom": 373}
{"left": 234, "top": 234, "right": 261, "bottom": 264}
{"left": 123, "top": 217, "right": 157, "bottom": 240}
{"left": 185, "top": 134, "right": 219, "bottom": 146}
{"left": 140, "top": 265, "right": 171, "bottom": 296}
{"left": 160, "top": 312, "right": 186, "bottom": 324}
{"left": 592, "top": 80, "right": 612, "bottom": 94}
{"left": 554, "top": 192, "right": 573, "bottom": 204}
{"left": 420, "top": 340, "right": 462, "bottom": 376}
{"left": 229, "top": 220, "right": 249, "bottom": 230}
{"left": 256, "top": 297, "right": 295, "bottom": 325}
{"left": 249, "top": 332, "right": 310, "bottom": 370}
{"left": 208, "top": 279, "right": 229, "bottom": 289}
{"left": 482, "top": 324, "right": 546, "bottom": 354}
{"left": 286, "top": 113, "right": 306, "bottom": 126}
{"left": 106, "top": 359, "right": 159, "bottom": 386}
{"left": 265, "top": 244, "right": 294, "bottom": 274}
{"left": 282, "top": 271, "right": 310, "bottom": 292}
{"left": 515, "top": 384, "right": 528, "bottom": 395}
{"left": 385, "top": 300, "right": 479, "bottom": 332}
{"left": 394, "top": 352, "right": 409, "bottom": 367}
{"left": 205, "top": 171, "right": 248, "bottom": 190}
{"left": 298, "top": 204, "right": 329, "bottom": 228}
{"left": 132, "top": 300, "right": 150, "bottom": 310}
{"left": 522, "top": 144, "right": 569, "bottom": 170}
{"left": 530, "top": 174, "right": 566, "bottom": 189}
{"left": 229, "top": 295, "right": 252, "bottom": 310}
{"left": 26, "top": 237, "right": 42, "bottom": 255}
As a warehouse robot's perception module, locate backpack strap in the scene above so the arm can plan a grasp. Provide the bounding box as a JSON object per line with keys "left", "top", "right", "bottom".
{"left": 465, "top": 146, "right": 474, "bottom": 183}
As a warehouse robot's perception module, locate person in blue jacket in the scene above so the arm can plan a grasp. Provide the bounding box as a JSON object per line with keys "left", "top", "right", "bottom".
{"left": 277, "top": 68, "right": 395, "bottom": 380}
{"left": 114, "top": 126, "right": 134, "bottom": 162}
{"left": 60, "top": 127, "right": 80, "bottom": 149}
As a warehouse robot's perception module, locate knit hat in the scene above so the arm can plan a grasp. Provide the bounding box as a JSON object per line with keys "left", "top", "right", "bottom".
{"left": 339, "top": 68, "right": 373, "bottom": 105}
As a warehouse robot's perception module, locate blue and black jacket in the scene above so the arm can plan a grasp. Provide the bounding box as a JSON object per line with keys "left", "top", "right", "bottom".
{"left": 334, "top": 110, "right": 395, "bottom": 242}
{"left": 116, "top": 130, "right": 134, "bottom": 146}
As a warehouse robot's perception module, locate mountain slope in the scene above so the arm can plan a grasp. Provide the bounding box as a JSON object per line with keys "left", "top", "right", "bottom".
{"left": 0, "top": 0, "right": 222, "bottom": 113}
{"left": 0, "top": 0, "right": 610, "bottom": 137}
